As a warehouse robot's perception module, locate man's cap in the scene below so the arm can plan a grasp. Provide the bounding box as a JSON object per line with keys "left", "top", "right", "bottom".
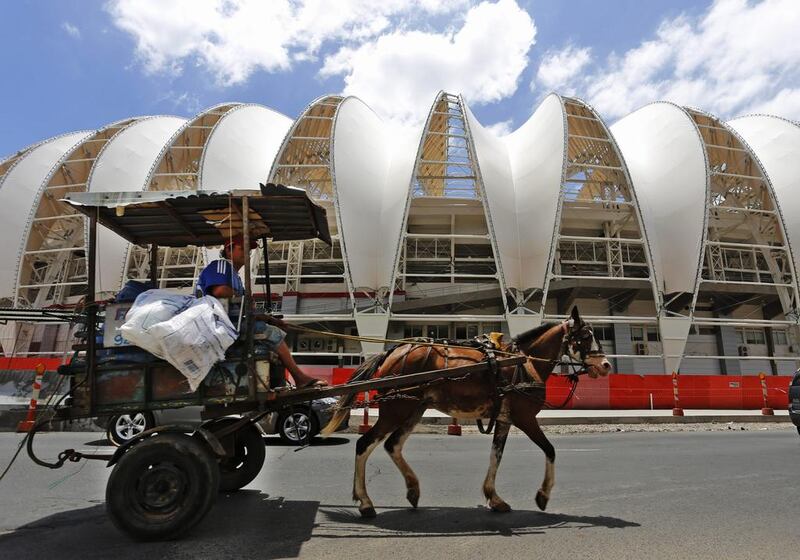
{"left": 224, "top": 234, "right": 258, "bottom": 250}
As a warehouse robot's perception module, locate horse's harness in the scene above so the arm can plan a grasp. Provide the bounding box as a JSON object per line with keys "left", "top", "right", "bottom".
{"left": 475, "top": 322, "right": 601, "bottom": 434}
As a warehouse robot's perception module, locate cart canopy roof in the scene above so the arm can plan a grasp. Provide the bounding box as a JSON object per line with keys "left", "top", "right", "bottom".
{"left": 63, "top": 183, "right": 332, "bottom": 247}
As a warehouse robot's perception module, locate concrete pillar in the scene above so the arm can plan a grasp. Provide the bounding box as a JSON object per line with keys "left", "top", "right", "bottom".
{"left": 613, "top": 323, "right": 634, "bottom": 373}
{"left": 716, "top": 325, "right": 741, "bottom": 375}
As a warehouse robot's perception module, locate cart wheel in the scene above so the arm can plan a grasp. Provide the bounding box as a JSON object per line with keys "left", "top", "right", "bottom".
{"left": 106, "top": 432, "right": 219, "bottom": 541}
{"left": 277, "top": 408, "right": 318, "bottom": 444}
{"left": 106, "top": 411, "right": 155, "bottom": 446}
{"left": 206, "top": 418, "right": 266, "bottom": 492}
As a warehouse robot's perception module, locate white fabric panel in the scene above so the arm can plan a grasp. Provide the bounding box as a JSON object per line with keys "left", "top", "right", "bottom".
{"left": 88, "top": 116, "right": 187, "bottom": 293}
{"left": 0, "top": 132, "right": 93, "bottom": 299}
{"left": 200, "top": 105, "right": 292, "bottom": 191}
{"left": 382, "top": 124, "right": 421, "bottom": 291}
{"left": 504, "top": 94, "right": 565, "bottom": 290}
{"left": 727, "top": 115, "right": 800, "bottom": 284}
{"left": 611, "top": 103, "right": 707, "bottom": 296}
{"left": 332, "top": 97, "right": 391, "bottom": 290}
{"left": 461, "top": 102, "right": 517, "bottom": 289}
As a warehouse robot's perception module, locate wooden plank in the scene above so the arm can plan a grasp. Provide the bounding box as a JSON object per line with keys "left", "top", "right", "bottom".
{"left": 270, "top": 355, "right": 528, "bottom": 407}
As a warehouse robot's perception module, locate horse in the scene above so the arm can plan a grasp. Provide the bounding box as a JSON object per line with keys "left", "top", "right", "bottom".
{"left": 321, "top": 306, "right": 611, "bottom": 517}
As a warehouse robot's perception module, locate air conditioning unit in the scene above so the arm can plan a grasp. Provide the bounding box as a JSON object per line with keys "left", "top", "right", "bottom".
{"left": 738, "top": 345, "right": 749, "bottom": 357}
{"left": 634, "top": 342, "right": 648, "bottom": 356}
{"left": 298, "top": 338, "right": 311, "bottom": 351}
{"left": 311, "top": 338, "right": 324, "bottom": 351}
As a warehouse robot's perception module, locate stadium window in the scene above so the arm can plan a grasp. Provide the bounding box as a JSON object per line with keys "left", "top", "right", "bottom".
{"left": 426, "top": 325, "right": 449, "bottom": 339}
{"left": 403, "top": 325, "right": 424, "bottom": 339}
{"left": 631, "top": 326, "right": 645, "bottom": 342}
{"left": 773, "top": 330, "right": 788, "bottom": 346}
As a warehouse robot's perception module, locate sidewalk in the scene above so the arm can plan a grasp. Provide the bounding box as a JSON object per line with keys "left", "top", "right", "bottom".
{"left": 360, "top": 408, "right": 793, "bottom": 425}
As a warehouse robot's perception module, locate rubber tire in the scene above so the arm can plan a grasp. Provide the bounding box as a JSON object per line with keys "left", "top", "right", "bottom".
{"left": 106, "top": 411, "right": 155, "bottom": 447}
{"left": 206, "top": 418, "right": 266, "bottom": 492}
{"left": 106, "top": 432, "right": 219, "bottom": 541}
{"left": 277, "top": 408, "right": 318, "bottom": 445}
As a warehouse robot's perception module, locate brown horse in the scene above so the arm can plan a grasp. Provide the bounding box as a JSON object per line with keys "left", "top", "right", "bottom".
{"left": 322, "top": 306, "right": 611, "bottom": 517}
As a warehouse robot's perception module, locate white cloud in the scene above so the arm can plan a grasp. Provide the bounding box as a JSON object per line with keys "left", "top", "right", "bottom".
{"left": 320, "top": 0, "right": 536, "bottom": 125}
{"left": 535, "top": 44, "right": 591, "bottom": 93}
{"left": 536, "top": 0, "right": 800, "bottom": 121}
{"left": 107, "top": 0, "right": 534, "bottom": 126}
{"left": 106, "top": 0, "right": 470, "bottom": 86}
{"left": 62, "top": 22, "right": 81, "bottom": 39}
{"left": 485, "top": 119, "right": 513, "bottom": 137}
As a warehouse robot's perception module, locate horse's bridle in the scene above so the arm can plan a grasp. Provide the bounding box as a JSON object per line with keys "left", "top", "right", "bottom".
{"left": 560, "top": 321, "right": 604, "bottom": 372}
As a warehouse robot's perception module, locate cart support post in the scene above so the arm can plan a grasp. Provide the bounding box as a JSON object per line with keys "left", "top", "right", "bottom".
{"left": 261, "top": 236, "right": 272, "bottom": 312}
{"left": 86, "top": 209, "right": 98, "bottom": 412}
{"left": 149, "top": 243, "right": 158, "bottom": 288}
{"left": 241, "top": 195, "right": 257, "bottom": 400}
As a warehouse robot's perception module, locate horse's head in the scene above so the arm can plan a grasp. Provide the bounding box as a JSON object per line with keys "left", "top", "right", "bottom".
{"left": 562, "top": 306, "right": 611, "bottom": 378}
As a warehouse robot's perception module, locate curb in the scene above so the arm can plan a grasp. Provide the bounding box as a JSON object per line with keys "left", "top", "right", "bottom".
{"left": 411, "top": 415, "right": 791, "bottom": 426}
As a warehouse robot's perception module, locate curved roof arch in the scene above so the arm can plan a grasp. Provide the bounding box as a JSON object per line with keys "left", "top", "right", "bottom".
{"left": 86, "top": 115, "right": 188, "bottom": 294}
{"left": 504, "top": 93, "right": 565, "bottom": 292}
{"left": 14, "top": 118, "right": 142, "bottom": 307}
{"left": 199, "top": 104, "right": 292, "bottom": 190}
{"left": 267, "top": 95, "right": 352, "bottom": 301}
{"left": 610, "top": 102, "right": 708, "bottom": 300}
{"left": 0, "top": 130, "right": 94, "bottom": 302}
{"left": 686, "top": 107, "right": 798, "bottom": 320}
{"left": 727, "top": 114, "right": 800, "bottom": 306}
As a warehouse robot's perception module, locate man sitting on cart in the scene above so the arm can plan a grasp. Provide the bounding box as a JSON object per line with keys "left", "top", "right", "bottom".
{"left": 197, "top": 234, "right": 327, "bottom": 388}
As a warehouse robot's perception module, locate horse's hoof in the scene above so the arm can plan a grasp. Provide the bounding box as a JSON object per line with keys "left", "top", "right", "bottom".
{"left": 406, "top": 488, "right": 420, "bottom": 508}
{"left": 535, "top": 490, "right": 549, "bottom": 511}
{"left": 360, "top": 507, "right": 377, "bottom": 518}
{"left": 490, "top": 501, "right": 512, "bottom": 513}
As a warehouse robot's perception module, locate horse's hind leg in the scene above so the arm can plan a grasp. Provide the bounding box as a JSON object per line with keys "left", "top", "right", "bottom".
{"left": 353, "top": 416, "right": 395, "bottom": 517}
{"left": 511, "top": 410, "right": 555, "bottom": 510}
{"left": 482, "top": 420, "right": 512, "bottom": 512}
{"left": 383, "top": 403, "right": 426, "bottom": 508}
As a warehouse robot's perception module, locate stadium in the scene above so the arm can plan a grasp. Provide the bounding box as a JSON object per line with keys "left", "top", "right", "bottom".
{"left": 1, "top": 91, "right": 799, "bottom": 379}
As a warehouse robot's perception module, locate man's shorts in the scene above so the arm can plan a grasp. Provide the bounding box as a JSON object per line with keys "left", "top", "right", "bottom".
{"left": 254, "top": 321, "right": 286, "bottom": 352}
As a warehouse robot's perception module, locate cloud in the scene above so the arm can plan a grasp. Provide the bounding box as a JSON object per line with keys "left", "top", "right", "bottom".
{"left": 106, "top": 0, "right": 470, "bottom": 86}
{"left": 62, "top": 22, "right": 81, "bottom": 39}
{"left": 485, "top": 119, "right": 514, "bottom": 137}
{"left": 534, "top": 0, "right": 800, "bottom": 121}
{"left": 320, "top": 0, "right": 536, "bottom": 125}
{"left": 107, "top": 0, "right": 534, "bottom": 126}
{"left": 535, "top": 44, "right": 591, "bottom": 94}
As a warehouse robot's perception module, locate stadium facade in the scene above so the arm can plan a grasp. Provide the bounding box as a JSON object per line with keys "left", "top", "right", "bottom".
{"left": 1, "top": 92, "right": 798, "bottom": 376}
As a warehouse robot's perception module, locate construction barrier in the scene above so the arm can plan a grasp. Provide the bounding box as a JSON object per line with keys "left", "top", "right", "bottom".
{"left": 16, "top": 363, "right": 46, "bottom": 432}
{"left": 330, "top": 367, "right": 792, "bottom": 410}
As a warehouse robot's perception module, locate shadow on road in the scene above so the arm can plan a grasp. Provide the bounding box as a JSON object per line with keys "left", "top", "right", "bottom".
{"left": 0, "top": 489, "right": 636, "bottom": 559}
{"left": 316, "top": 505, "right": 639, "bottom": 538}
{"left": 0, "top": 490, "right": 319, "bottom": 560}
{"left": 264, "top": 435, "right": 350, "bottom": 447}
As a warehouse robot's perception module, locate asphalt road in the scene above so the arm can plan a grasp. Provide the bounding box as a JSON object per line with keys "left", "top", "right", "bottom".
{"left": 0, "top": 428, "right": 798, "bottom": 559}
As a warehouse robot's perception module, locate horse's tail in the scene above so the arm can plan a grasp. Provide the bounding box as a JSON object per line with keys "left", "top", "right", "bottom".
{"left": 320, "top": 352, "right": 388, "bottom": 436}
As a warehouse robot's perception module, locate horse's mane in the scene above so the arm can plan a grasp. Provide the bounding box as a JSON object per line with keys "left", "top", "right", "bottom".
{"left": 513, "top": 322, "right": 559, "bottom": 347}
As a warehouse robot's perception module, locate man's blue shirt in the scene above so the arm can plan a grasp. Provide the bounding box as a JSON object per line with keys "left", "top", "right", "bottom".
{"left": 197, "top": 259, "right": 244, "bottom": 297}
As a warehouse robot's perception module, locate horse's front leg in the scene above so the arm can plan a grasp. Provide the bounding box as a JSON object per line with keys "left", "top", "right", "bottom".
{"left": 482, "top": 420, "right": 512, "bottom": 512}
{"left": 511, "top": 407, "right": 555, "bottom": 510}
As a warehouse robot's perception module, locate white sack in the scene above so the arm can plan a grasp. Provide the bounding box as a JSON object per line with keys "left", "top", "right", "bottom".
{"left": 119, "top": 290, "right": 194, "bottom": 358}
{"left": 119, "top": 291, "right": 237, "bottom": 391}
{"left": 148, "top": 297, "right": 237, "bottom": 391}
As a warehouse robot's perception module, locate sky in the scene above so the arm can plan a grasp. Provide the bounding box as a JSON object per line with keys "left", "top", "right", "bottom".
{"left": 2, "top": 0, "right": 799, "bottom": 157}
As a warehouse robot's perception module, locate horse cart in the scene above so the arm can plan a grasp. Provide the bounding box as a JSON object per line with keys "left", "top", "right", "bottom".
{"left": 22, "top": 184, "right": 528, "bottom": 541}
